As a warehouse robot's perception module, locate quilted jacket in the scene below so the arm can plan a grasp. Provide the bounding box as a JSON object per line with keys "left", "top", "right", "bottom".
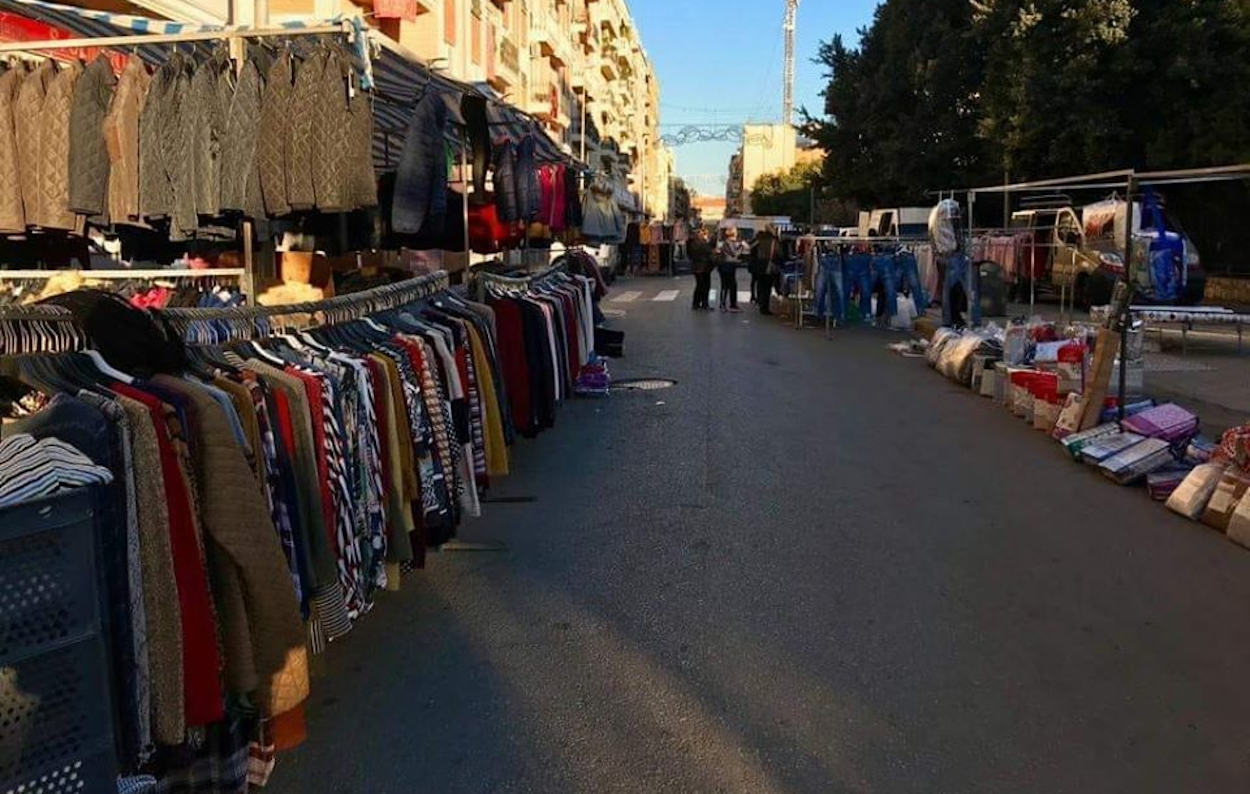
{"left": 15, "top": 62, "right": 53, "bottom": 226}
{"left": 313, "top": 47, "right": 353, "bottom": 212}
{"left": 349, "top": 83, "right": 378, "bottom": 209}
{"left": 258, "top": 53, "right": 294, "bottom": 217}
{"left": 285, "top": 50, "right": 324, "bottom": 211}
{"left": 150, "top": 376, "right": 309, "bottom": 716}
{"left": 220, "top": 58, "right": 264, "bottom": 219}
{"left": 38, "top": 60, "right": 82, "bottom": 231}
{"left": 167, "top": 63, "right": 198, "bottom": 240}
{"left": 492, "top": 139, "right": 518, "bottom": 223}
{"left": 515, "top": 133, "right": 540, "bottom": 222}
{"left": 104, "top": 56, "right": 151, "bottom": 225}
{"left": 138, "top": 56, "right": 179, "bottom": 219}
{"left": 392, "top": 90, "right": 449, "bottom": 234}
{"left": 189, "top": 51, "right": 233, "bottom": 219}
{"left": 0, "top": 66, "right": 25, "bottom": 233}
{"left": 68, "top": 54, "right": 116, "bottom": 221}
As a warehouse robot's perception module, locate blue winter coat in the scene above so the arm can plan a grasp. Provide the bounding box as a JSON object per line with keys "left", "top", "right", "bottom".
{"left": 392, "top": 91, "right": 449, "bottom": 235}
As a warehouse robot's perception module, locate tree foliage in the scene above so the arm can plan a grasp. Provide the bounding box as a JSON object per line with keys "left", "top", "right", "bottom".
{"left": 805, "top": 0, "right": 1250, "bottom": 205}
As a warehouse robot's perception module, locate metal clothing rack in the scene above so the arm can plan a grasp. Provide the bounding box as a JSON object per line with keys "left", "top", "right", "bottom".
{"left": 0, "top": 269, "right": 246, "bottom": 280}
{"left": 160, "top": 270, "right": 450, "bottom": 340}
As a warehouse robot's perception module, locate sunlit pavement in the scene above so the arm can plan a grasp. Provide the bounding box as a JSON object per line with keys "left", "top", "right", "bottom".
{"left": 269, "top": 276, "right": 1250, "bottom": 793}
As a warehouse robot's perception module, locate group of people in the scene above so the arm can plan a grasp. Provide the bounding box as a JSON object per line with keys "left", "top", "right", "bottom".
{"left": 687, "top": 224, "right": 783, "bottom": 314}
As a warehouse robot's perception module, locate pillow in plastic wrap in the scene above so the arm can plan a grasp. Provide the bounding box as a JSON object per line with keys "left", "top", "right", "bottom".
{"left": 1166, "top": 463, "right": 1227, "bottom": 521}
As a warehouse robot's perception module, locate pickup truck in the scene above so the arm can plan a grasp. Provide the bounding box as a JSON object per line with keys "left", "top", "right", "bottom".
{"left": 1006, "top": 199, "right": 1204, "bottom": 307}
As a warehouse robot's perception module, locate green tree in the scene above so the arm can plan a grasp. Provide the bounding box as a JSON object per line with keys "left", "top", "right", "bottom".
{"left": 750, "top": 161, "right": 822, "bottom": 219}
{"left": 804, "top": 0, "right": 991, "bottom": 205}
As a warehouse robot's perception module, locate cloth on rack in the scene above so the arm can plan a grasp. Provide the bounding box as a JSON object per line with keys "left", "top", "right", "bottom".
{"left": 68, "top": 54, "right": 117, "bottom": 221}
{"left": 461, "top": 93, "right": 490, "bottom": 200}
{"left": 0, "top": 64, "right": 25, "bottom": 233}
{"left": 220, "top": 57, "right": 265, "bottom": 219}
{"left": 581, "top": 177, "right": 624, "bottom": 243}
{"left": 105, "top": 55, "right": 153, "bottom": 225}
{"left": 38, "top": 59, "right": 83, "bottom": 232}
{"left": 15, "top": 61, "right": 53, "bottom": 226}
{"left": 188, "top": 49, "right": 233, "bottom": 219}
{"left": 258, "top": 52, "right": 295, "bottom": 218}
{"left": 313, "top": 47, "right": 356, "bottom": 213}
{"left": 285, "top": 49, "right": 325, "bottom": 211}
{"left": 539, "top": 164, "right": 567, "bottom": 232}
{"left": 0, "top": 431, "right": 113, "bottom": 508}
{"left": 138, "top": 54, "right": 180, "bottom": 221}
{"left": 515, "top": 134, "right": 541, "bottom": 223}
{"left": 563, "top": 166, "right": 583, "bottom": 230}
{"left": 393, "top": 90, "right": 450, "bottom": 235}
{"left": 493, "top": 138, "right": 519, "bottom": 223}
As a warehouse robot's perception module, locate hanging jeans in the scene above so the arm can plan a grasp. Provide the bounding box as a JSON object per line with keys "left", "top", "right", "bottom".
{"left": 843, "top": 253, "right": 873, "bottom": 320}
{"left": 895, "top": 252, "right": 929, "bottom": 315}
{"left": 942, "top": 253, "right": 981, "bottom": 327}
{"left": 718, "top": 264, "right": 739, "bottom": 309}
{"left": 814, "top": 254, "right": 845, "bottom": 322}
{"left": 871, "top": 254, "right": 899, "bottom": 321}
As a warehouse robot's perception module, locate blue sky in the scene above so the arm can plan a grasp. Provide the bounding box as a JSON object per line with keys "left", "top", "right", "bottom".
{"left": 627, "top": 0, "right": 880, "bottom": 197}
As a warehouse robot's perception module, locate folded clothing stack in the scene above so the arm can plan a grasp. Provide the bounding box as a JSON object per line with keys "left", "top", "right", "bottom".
{"left": 1100, "top": 438, "right": 1176, "bottom": 485}
{"left": 1080, "top": 431, "right": 1148, "bottom": 465}
{"left": 1061, "top": 423, "right": 1122, "bottom": 460}
{"left": 575, "top": 355, "right": 611, "bottom": 397}
{"left": 1121, "top": 403, "right": 1200, "bottom": 445}
{"left": 1146, "top": 464, "right": 1194, "bottom": 501}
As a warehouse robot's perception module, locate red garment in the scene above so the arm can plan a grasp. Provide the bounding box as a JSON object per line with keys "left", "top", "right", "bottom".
{"left": 559, "top": 290, "right": 581, "bottom": 381}
{"left": 468, "top": 201, "right": 522, "bottom": 254}
{"left": 539, "top": 165, "right": 567, "bottom": 231}
{"left": 112, "top": 382, "right": 225, "bottom": 727}
{"left": 286, "top": 368, "right": 337, "bottom": 555}
{"left": 488, "top": 298, "right": 532, "bottom": 434}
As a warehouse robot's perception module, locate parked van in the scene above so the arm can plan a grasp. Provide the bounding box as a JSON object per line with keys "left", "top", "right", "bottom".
{"left": 859, "top": 207, "right": 931, "bottom": 238}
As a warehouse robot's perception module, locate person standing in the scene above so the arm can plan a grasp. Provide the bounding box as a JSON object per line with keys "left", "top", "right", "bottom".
{"left": 716, "top": 227, "right": 747, "bottom": 312}
{"left": 688, "top": 228, "right": 714, "bottom": 310}
{"left": 750, "top": 224, "right": 781, "bottom": 316}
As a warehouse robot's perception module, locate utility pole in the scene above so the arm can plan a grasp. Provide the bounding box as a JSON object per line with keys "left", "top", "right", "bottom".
{"left": 783, "top": 0, "right": 799, "bottom": 126}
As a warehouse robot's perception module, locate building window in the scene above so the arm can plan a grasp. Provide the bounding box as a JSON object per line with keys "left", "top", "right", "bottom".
{"left": 444, "top": 0, "right": 456, "bottom": 45}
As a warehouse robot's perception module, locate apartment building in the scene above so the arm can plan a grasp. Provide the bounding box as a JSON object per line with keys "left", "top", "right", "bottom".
{"left": 66, "top": 0, "right": 667, "bottom": 218}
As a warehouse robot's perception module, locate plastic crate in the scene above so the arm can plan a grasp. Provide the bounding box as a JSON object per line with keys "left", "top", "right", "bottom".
{"left": 0, "top": 489, "right": 116, "bottom": 794}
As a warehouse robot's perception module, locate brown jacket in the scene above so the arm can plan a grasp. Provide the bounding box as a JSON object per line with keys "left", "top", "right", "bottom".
{"left": 151, "top": 376, "right": 308, "bottom": 715}
{"left": 38, "top": 60, "right": 82, "bottom": 231}
{"left": 105, "top": 56, "right": 151, "bottom": 225}
{"left": 15, "top": 61, "right": 53, "bottom": 226}
{"left": 0, "top": 66, "right": 25, "bottom": 233}
{"left": 258, "top": 53, "right": 294, "bottom": 217}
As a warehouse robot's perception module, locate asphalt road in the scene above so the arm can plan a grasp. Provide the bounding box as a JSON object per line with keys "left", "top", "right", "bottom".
{"left": 269, "top": 277, "right": 1250, "bottom": 793}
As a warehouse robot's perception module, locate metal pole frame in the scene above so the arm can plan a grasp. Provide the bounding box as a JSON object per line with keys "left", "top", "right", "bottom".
{"left": 0, "top": 23, "right": 348, "bottom": 53}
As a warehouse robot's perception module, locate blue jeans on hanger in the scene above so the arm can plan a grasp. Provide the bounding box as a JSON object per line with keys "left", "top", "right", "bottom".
{"left": 843, "top": 253, "right": 873, "bottom": 321}
{"left": 942, "top": 253, "right": 981, "bottom": 327}
{"left": 895, "top": 252, "right": 928, "bottom": 315}
{"left": 871, "top": 254, "right": 899, "bottom": 320}
{"left": 814, "top": 253, "right": 844, "bottom": 323}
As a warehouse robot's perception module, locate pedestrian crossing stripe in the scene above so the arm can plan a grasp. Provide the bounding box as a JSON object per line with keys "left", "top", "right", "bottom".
{"left": 707, "top": 291, "right": 753, "bottom": 302}
{"left": 611, "top": 291, "right": 643, "bottom": 303}
{"left": 653, "top": 290, "right": 680, "bottom": 302}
